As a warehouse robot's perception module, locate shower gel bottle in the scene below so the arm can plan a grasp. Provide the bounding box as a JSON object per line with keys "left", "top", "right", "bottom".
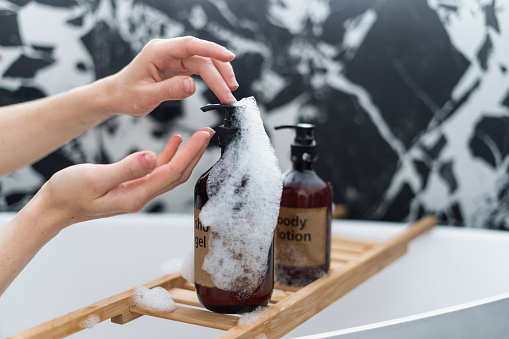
{"left": 274, "top": 124, "right": 332, "bottom": 286}
{"left": 194, "top": 103, "right": 274, "bottom": 314}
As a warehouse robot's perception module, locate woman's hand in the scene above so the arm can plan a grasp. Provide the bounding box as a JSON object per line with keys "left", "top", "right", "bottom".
{"left": 107, "top": 36, "right": 239, "bottom": 117}
{"left": 0, "top": 128, "right": 213, "bottom": 297}
{"left": 0, "top": 37, "right": 237, "bottom": 176}
{"left": 36, "top": 127, "right": 214, "bottom": 228}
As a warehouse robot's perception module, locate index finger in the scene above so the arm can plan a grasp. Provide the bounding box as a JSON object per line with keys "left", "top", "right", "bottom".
{"left": 154, "top": 36, "right": 235, "bottom": 63}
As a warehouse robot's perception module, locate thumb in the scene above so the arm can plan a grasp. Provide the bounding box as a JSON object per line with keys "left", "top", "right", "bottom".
{"left": 102, "top": 151, "right": 157, "bottom": 188}
{"left": 154, "top": 76, "right": 196, "bottom": 101}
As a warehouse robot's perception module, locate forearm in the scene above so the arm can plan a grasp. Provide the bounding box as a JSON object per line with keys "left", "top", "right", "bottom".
{"left": 0, "top": 190, "right": 71, "bottom": 297}
{"left": 0, "top": 76, "right": 117, "bottom": 176}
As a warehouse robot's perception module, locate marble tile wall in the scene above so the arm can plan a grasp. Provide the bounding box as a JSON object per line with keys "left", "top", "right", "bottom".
{"left": 0, "top": 0, "right": 508, "bottom": 228}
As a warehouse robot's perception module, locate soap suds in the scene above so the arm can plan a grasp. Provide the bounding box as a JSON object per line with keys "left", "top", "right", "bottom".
{"left": 132, "top": 286, "right": 177, "bottom": 313}
{"left": 200, "top": 96, "right": 283, "bottom": 298}
{"left": 159, "top": 256, "right": 184, "bottom": 275}
{"left": 181, "top": 247, "right": 194, "bottom": 284}
{"left": 238, "top": 306, "right": 266, "bottom": 325}
{"left": 79, "top": 314, "right": 100, "bottom": 329}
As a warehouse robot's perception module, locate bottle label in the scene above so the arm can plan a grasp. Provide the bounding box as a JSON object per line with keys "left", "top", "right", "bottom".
{"left": 194, "top": 208, "right": 215, "bottom": 288}
{"left": 275, "top": 206, "right": 327, "bottom": 267}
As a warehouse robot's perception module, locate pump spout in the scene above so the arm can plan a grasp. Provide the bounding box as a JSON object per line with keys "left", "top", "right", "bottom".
{"left": 201, "top": 103, "right": 239, "bottom": 148}
{"left": 274, "top": 123, "right": 316, "bottom": 146}
{"left": 274, "top": 123, "right": 317, "bottom": 165}
{"left": 201, "top": 104, "right": 236, "bottom": 128}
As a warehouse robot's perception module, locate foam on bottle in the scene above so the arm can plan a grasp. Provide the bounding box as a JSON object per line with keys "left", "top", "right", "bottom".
{"left": 199, "top": 96, "right": 283, "bottom": 298}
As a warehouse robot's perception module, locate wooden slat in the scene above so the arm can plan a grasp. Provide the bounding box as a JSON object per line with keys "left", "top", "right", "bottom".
{"left": 329, "top": 261, "right": 346, "bottom": 270}
{"left": 273, "top": 284, "right": 301, "bottom": 293}
{"left": 331, "top": 240, "right": 373, "bottom": 254}
{"left": 9, "top": 273, "right": 183, "bottom": 338}
{"left": 331, "top": 235, "right": 379, "bottom": 249}
{"left": 215, "top": 216, "right": 437, "bottom": 339}
{"left": 332, "top": 204, "right": 348, "bottom": 219}
{"left": 270, "top": 289, "right": 293, "bottom": 303}
{"left": 168, "top": 288, "right": 202, "bottom": 307}
{"left": 183, "top": 282, "right": 196, "bottom": 291}
{"left": 130, "top": 306, "right": 239, "bottom": 331}
{"left": 330, "top": 250, "right": 360, "bottom": 262}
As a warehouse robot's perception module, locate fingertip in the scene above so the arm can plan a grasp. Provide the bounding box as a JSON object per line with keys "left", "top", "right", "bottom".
{"left": 142, "top": 151, "right": 157, "bottom": 171}
{"left": 229, "top": 76, "right": 239, "bottom": 89}
{"left": 196, "top": 130, "right": 211, "bottom": 138}
{"left": 170, "top": 134, "right": 184, "bottom": 143}
{"left": 222, "top": 92, "right": 237, "bottom": 104}
{"left": 183, "top": 77, "right": 195, "bottom": 95}
{"left": 224, "top": 49, "right": 235, "bottom": 61}
{"left": 200, "top": 127, "right": 215, "bottom": 136}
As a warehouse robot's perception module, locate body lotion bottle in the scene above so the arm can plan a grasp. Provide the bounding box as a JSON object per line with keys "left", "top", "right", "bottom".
{"left": 274, "top": 124, "right": 332, "bottom": 286}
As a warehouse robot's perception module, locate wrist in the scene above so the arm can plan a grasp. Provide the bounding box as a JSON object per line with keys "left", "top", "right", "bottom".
{"left": 18, "top": 187, "right": 74, "bottom": 242}
{"left": 80, "top": 75, "right": 119, "bottom": 120}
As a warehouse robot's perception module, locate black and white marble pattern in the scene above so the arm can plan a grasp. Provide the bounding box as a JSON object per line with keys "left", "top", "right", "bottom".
{"left": 0, "top": 0, "right": 508, "bottom": 228}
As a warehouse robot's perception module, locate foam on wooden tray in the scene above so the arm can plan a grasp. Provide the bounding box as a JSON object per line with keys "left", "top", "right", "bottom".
{"left": 132, "top": 286, "right": 176, "bottom": 313}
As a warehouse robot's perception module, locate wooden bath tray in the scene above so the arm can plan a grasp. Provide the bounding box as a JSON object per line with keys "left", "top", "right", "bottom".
{"left": 11, "top": 216, "right": 436, "bottom": 339}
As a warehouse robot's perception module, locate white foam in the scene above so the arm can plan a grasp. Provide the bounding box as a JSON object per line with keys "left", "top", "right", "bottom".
{"left": 159, "top": 257, "right": 184, "bottom": 274}
{"left": 200, "top": 96, "right": 283, "bottom": 297}
{"left": 132, "top": 286, "right": 177, "bottom": 313}
{"left": 181, "top": 247, "right": 194, "bottom": 284}
{"left": 238, "top": 306, "right": 266, "bottom": 325}
{"left": 79, "top": 314, "right": 100, "bottom": 329}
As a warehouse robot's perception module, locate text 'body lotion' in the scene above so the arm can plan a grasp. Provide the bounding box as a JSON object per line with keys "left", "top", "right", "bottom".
{"left": 274, "top": 124, "right": 332, "bottom": 287}
{"left": 194, "top": 98, "right": 283, "bottom": 314}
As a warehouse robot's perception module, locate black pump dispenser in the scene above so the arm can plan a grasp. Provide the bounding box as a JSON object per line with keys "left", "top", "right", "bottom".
{"left": 201, "top": 104, "right": 239, "bottom": 148}
{"left": 275, "top": 123, "right": 317, "bottom": 166}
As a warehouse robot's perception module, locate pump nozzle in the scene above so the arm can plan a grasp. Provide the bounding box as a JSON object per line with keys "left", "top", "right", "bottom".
{"left": 275, "top": 123, "right": 317, "bottom": 165}
{"left": 201, "top": 103, "right": 239, "bottom": 148}
{"left": 201, "top": 104, "right": 236, "bottom": 128}
{"left": 274, "top": 124, "right": 315, "bottom": 146}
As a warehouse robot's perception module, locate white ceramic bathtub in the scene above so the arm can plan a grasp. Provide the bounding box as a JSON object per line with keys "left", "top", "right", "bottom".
{"left": 1, "top": 213, "right": 509, "bottom": 338}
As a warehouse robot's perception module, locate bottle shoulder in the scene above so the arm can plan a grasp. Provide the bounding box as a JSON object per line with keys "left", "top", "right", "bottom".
{"left": 282, "top": 169, "right": 331, "bottom": 189}
{"left": 281, "top": 169, "right": 332, "bottom": 209}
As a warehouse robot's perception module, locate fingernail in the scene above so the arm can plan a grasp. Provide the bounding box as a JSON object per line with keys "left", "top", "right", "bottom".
{"left": 183, "top": 78, "right": 194, "bottom": 94}
{"left": 198, "top": 131, "right": 211, "bottom": 138}
{"left": 230, "top": 76, "right": 239, "bottom": 88}
{"left": 203, "top": 127, "right": 215, "bottom": 136}
{"left": 225, "top": 49, "right": 235, "bottom": 58}
{"left": 143, "top": 151, "right": 157, "bottom": 170}
{"left": 226, "top": 92, "right": 237, "bottom": 103}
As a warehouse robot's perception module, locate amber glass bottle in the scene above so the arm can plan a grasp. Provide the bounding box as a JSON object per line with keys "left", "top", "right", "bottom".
{"left": 193, "top": 104, "right": 274, "bottom": 314}
{"left": 274, "top": 124, "right": 332, "bottom": 286}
